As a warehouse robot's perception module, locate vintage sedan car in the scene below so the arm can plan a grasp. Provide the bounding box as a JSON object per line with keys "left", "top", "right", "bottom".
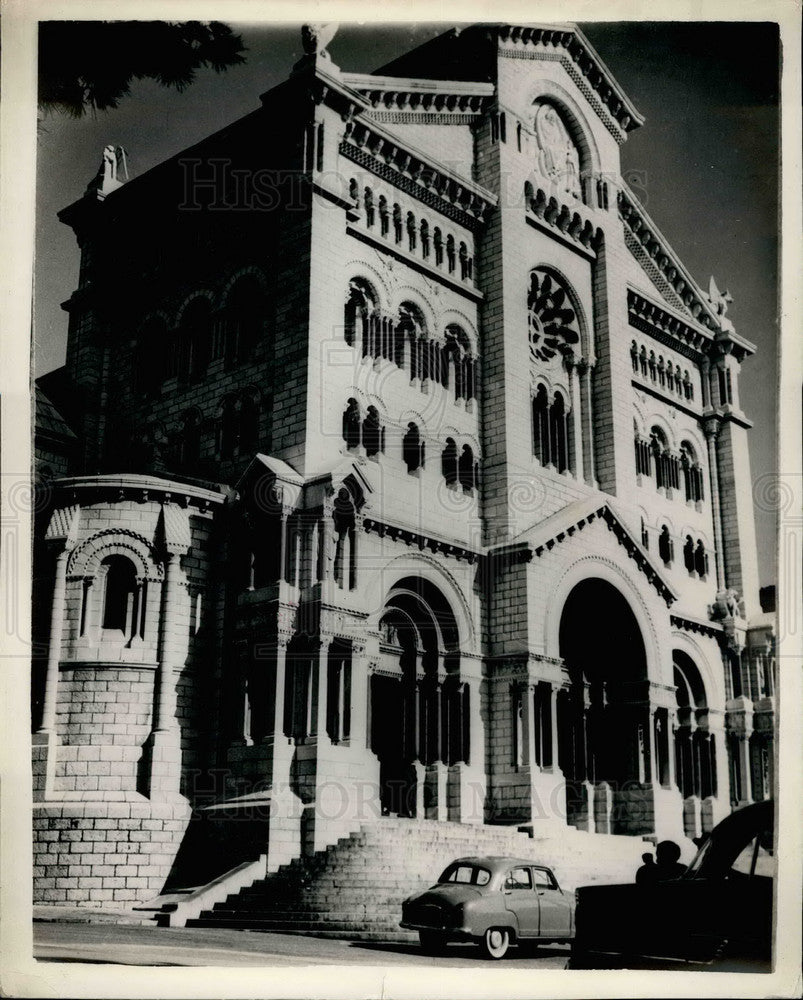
{"left": 571, "top": 800, "right": 775, "bottom": 970}
{"left": 400, "top": 856, "right": 574, "bottom": 958}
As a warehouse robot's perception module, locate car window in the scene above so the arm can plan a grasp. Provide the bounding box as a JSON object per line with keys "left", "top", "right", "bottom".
{"left": 731, "top": 833, "right": 776, "bottom": 878}
{"left": 437, "top": 863, "right": 492, "bottom": 886}
{"left": 505, "top": 867, "right": 533, "bottom": 890}
{"left": 532, "top": 867, "right": 555, "bottom": 888}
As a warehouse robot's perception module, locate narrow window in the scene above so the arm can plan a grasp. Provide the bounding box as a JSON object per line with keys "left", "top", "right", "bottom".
{"left": 658, "top": 525, "right": 673, "bottom": 565}
{"left": 342, "top": 398, "right": 361, "bottom": 450}
{"left": 403, "top": 423, "right": 424, "bottom": 473}
{"left": 442, "top": 437, "right": 458, "bottom": 487}
{"left": 458, "top": 444, "right": 476, "bottom": 493}
{"left": 362, "top": 405, "right": 383, "bottom": 457}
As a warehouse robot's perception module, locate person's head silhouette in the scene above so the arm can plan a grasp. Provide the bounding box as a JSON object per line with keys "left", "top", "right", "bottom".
{"left": 655, "top": 840, "right": 681, "bottom": 866}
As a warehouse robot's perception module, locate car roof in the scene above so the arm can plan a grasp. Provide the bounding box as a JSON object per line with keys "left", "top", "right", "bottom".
{"left": 445, "top": 856, "right": 553, "bottom": 870}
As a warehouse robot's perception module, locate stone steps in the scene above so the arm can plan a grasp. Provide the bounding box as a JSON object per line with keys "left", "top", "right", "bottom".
{"left": 189, "top": 817, "right": 648, "bottom": 939}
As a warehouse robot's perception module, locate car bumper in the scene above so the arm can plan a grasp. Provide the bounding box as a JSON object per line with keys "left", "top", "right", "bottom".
{"left": 400, "top": 921, "right": 475, "bottom": 941}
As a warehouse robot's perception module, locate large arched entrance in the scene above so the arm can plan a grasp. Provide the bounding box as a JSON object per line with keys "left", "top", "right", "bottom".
{"left": 558, "top": 578, "right": 655, "bottom": 834}
{"left": 371, "top": 577, "right": 466, "bottom": 817}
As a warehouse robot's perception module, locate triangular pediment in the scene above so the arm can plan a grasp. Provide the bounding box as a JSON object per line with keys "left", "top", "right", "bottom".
{"left": 619, "top": 185, "right": 721, "bottom": 331}
{"left": 509, "top": 496, "right": 677, "bottom": 606}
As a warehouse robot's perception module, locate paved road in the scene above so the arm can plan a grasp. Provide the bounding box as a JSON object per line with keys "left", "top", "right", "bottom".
{"left": 34, "top": 922, "right": 570, "bottom": 968}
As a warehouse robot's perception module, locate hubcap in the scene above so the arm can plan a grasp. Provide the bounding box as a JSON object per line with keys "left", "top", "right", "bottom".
{"left": 490, "top": 931, "right": 503, "bottom": 948}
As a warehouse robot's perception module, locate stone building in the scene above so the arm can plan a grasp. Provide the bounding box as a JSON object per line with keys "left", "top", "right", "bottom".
{"left": 32, "top": 23, "right": 775, "bottom": 918}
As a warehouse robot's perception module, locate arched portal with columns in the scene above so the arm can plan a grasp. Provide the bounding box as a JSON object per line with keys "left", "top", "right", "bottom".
{"left": 371, "top": 577, "right": 468, "bottom": 819}
{"left": 558, "top": 577, "right": 663, "bottom": 836}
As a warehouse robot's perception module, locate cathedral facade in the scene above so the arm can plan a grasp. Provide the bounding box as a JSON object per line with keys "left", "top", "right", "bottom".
{"left": 32, "top": 24, "right": 776, "bottom": 910}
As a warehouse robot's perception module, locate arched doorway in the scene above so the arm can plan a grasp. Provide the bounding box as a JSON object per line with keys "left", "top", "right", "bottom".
{"left": 558, "top": 578, "right": 654, "bottom": 834}
{"left": 673, "top": 650, "right": 717, "bottom": 837}
{"left": 371, "top": 577, "right": 464, "bottom": 817}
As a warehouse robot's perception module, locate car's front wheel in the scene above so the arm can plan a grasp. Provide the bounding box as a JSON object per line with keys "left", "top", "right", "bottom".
{"left": 419, "top": 930, "right": 447, "bottom": 955}
{"left": 480, "top": 927, "right": 510, "bottom": 959}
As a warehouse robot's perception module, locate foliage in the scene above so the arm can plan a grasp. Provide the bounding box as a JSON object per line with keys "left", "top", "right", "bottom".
{"left": 39, "top": 20, "right": 246, "bottom": 117}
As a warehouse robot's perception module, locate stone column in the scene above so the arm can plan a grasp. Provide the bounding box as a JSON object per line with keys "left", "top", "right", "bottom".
{"left": 266, "top": 636, "right": 302, "bottom": 872}
{"left": 578, "top": 358, "right": 597, "bottom": 487}
{"left": 38, "top": 546, "right": 70, "bottom": 734}
{"left": 703, "top": 418, "right": 727, "bottom": 592}
{"left": 148, "top": 550, "right": 187, "bottom": 801}
{"left": 566, "top": 355, "right": 584, "bottom": 481}
{"left": 311, "top": 637, "right": 330, "bottom": 744}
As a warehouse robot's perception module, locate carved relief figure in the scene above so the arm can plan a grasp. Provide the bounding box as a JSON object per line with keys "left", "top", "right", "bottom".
{"left": 534, "top": 103, "right": 581, "bottom": 200}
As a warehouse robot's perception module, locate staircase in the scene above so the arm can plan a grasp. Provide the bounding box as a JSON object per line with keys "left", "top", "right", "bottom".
{"left": 185, "top": 817, "right": 649, "bottom": 941}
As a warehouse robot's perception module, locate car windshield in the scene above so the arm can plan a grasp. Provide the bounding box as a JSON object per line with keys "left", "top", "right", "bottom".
{"left": 437, "top": 863, "right": 491, "bottom": 886}
{"left": 685, "top": 805, "right": 774, "bottom": 880}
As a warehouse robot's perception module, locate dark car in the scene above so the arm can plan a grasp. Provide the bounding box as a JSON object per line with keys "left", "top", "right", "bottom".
{"left": 400, "top": 856, "right": 574, "bottom": 959}
{"left": 571, "top": 800, "right": 775, "bottom": 970}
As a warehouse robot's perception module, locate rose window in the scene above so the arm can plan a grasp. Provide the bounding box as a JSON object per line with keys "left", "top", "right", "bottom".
{"left": 527, "top": 269, "right": 581, "bottom": 362}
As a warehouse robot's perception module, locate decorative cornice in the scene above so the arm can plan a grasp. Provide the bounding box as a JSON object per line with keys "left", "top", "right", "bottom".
{"left": 497, "top": 24, "right": 644, "bottom": 141}
{"left": 52, "top": 474, "right": 228, "bottom": 513}
{"left": 345, "top": 224, "right": 484, "bottom": 304}
{"left": 362, "top": 517, "right": 480, "bottom": 563}
{"left": 671, "top": 614, "right": 724, "bottom": 640}
{"left": 619, "top": 186, "right": 722, "bottom": 332}
{"left": 342, "top": 73, "right": 494, "bottom": 116}
{"left": 627, "top": 287, "right": 713, "bottom": 361}
{"left": 340, "top": 118, "right": 497, "bottom": 230}
{"left": 524, "top": 181, "right": 603, "bottom": 258}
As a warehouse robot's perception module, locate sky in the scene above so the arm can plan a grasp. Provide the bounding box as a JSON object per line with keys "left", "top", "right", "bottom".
{"left": 33, "top": 20, "right": 781, "bottom": 586}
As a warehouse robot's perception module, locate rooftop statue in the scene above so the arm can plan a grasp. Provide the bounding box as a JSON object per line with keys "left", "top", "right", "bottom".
{"left": 301, "top": 23, "right": 338, "bottom": 60}
{"left": 707, "top": 276, "right": 735, "bottom": 334}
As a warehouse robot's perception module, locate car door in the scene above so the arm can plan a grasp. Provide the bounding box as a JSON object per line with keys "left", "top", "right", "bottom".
{"left": 502, "top": 866, "right": 540, "bottom": 937}
{"left": 532, "top": 867, "right": 573, "bottom": 937}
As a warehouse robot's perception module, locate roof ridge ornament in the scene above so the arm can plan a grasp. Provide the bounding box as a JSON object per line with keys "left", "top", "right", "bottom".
{"left": 294, "top": 23, "right": 340, "bottom": 75}
{"left": 707, "top": 276, "right": 736, "bottom": 334}
{"left": 86, "top": 144, "right": 128, "bottom": 199}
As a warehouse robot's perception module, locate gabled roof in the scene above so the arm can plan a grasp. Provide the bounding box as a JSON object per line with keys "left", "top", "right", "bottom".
{"left": 35, "top": 387, "right": 77, "bottom": 442}
{"left": 508, "top": 495, "right": 677, "bottom": 606}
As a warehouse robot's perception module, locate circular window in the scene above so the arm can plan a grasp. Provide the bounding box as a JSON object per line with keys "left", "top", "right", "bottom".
{"left": 527, "top": 269, "right": 581, "bottom": 362}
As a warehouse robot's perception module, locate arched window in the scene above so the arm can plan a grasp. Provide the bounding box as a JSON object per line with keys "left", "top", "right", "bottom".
{"left": 630, "top": 341, "right": 639, "bottom": 373}
{"left": 442, "top": 437, "right": 458, "bottom": 487}
{"left": 458, "top": 444, "right": 477, "bottom": 493}
{"left": 658, "top": 524, "right": 674, "bottom": 565}
{"left": 362, "top": 405, "right": 384, "bottom": 457}
{"left": 681, "top": 442, "right": 704, "bottom": 503}
{"left": 406, "top": 211, "right": 417, "bottom": 252}
{"left": 218, "top": 397, "right": 238, "bottom": 460}
{"left": 403, "top": 422, "right": 425, "bottom": 473}
{"left": 683, "top": 370, "right": 693, "bottom": 400}
{"left": 378, "top": 196, "right": 389, "bottom": 237}
{"left": 549, "top": 392, "right": 569, "bottom": 473}
{"left": 224, "top": 276, "right": 263, "bottom": 365}
{"left": 459, "top": 242, "right": 470, "bottom": 280}
{"left": 694, "top": 540, "right": 708, "bottom": 578}
{"left": 342, "top": 398, "right": 361, "bottom": 450}
{"left": 332, "top": 487, "right": 356, "bottom": 590}
{"left": 683, "top": 535, "right": 695, "bottom": 573}
{"left": 657, "top": 356, "right": 666, "bottom": 388}
{"left": 344, "top": 279, "right": 377, "bottom": 352}
{"left": 100, "top": 555, "right": 138, "bottom": 637}
{"left": 446, "top": 234, "right": 456, "bottom": 273}
{"left": 532, "top": 101, "right": 582, "bottom": 201}
{"left": 392, "top": 203, "right": 403, "bottom": 243}
{"left": 397, "top": 303, "right": 425, "bottom": 381}
{"left": 650, "top": 427, "right": 678, "bottom": 490}
{"left": 179, "top": 298, "right": 212, "bottom": 382}
{"left": 433, "top": 228, "right": 443, "bottom": 267}
{"left": 442, "top": 325, "right": 473, "bottom": 400}
{"left": 532, "top": 384, "right": 550, "bottom": 465}
{"left": 639, "top": 345, "right": 648, "bottom": 376}
{"left": 364, "top": 187, "right": 375, "bottom": 227}
{"left": 420, "top": 219, "right": 430, "bottom": 259}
